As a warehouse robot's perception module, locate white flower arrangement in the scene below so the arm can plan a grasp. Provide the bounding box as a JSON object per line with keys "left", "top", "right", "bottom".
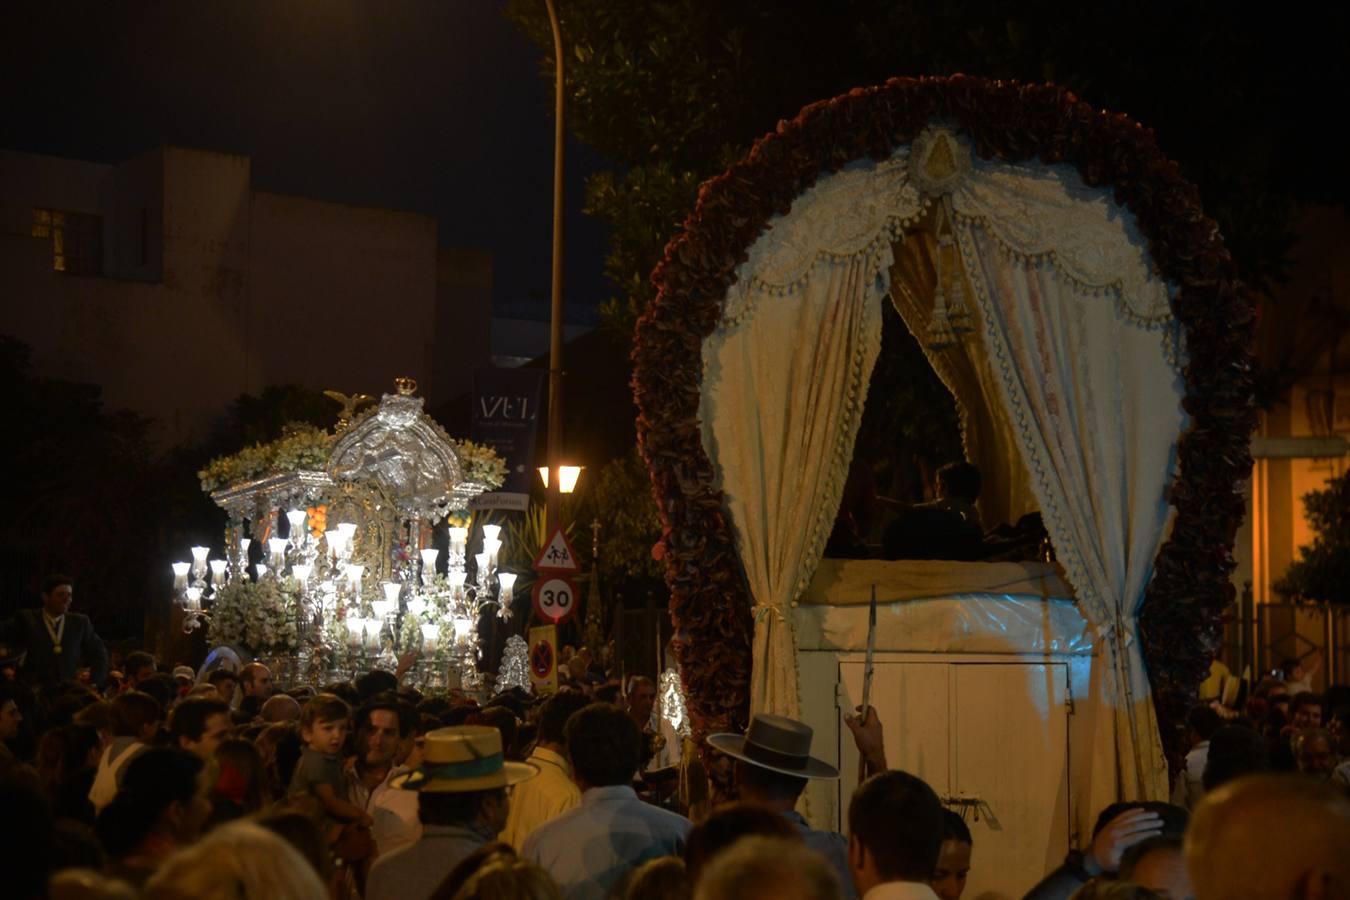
{"left": 452, "top": 439, "right": 508, "bottom": 490}
{"left": 207, "top": 577, "right": 304, "bottom": 656}
{"left": 198, "top": 426, "right": 334, "bottom": 492}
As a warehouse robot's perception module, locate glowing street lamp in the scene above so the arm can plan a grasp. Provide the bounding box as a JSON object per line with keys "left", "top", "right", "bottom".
{"left": 537, "top": 465, "right": 583, "bottom": 494}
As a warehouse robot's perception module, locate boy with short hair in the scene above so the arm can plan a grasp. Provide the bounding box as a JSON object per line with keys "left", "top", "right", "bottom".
{"left": 289, "top": 692, "right": 372, "bottom": 828}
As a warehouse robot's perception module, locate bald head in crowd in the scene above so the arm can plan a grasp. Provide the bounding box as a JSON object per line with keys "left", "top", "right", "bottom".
{"left": 260, "top": 694, "right": 302, "bottom": 723}
{"left": 1186, "top": 774, "right": 1350, "bottom": 900}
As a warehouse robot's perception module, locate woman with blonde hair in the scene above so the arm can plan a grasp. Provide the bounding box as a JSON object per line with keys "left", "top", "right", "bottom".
{"left": 449, "top": 856, "right": 561, "bottom": 900}
{"left": 143, "top": 820, "right": 327, "bottom": 900}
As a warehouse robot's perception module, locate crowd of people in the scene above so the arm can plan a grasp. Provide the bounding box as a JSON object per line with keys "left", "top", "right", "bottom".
{"left": 3, "top": 575, "right": 1350, "bottom": 900}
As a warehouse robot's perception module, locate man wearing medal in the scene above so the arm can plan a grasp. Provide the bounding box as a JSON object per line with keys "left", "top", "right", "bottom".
{"left": 0, "top": 574, "right": 108, "bottom": 690}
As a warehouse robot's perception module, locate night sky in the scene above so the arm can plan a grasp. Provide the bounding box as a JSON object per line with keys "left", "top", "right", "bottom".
{"left": 1, "top": 0, "right": 610, "bottom": 324}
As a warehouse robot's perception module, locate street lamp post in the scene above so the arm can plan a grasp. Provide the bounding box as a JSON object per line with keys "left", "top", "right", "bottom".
{"left": 544, "top": 0, "right": 565, "bottom": 534}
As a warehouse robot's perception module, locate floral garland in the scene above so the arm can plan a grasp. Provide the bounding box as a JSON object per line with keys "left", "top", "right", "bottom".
{"left": 198, "top": 427, "right": 334, "bottom": 492}
{"left": 207, "top": 577, "right": 304, "bottom": 656}
{"left": 199, "top": 429, "right": 506, "bottom": 495}
{"left": 631, "top": 75, "right": 1256, "bottom": 779}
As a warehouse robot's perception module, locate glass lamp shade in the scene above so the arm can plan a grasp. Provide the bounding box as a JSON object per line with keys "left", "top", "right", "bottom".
{"left": 474, "top": 552, "right": 490, "bottom": 573}
{"left": 209, "top": 559, "right": 228, "bottom": 584}
{"left": 497, "top": 572, "right": 517, "bottom": 601}
{"left": 239, "top": 538, "right": 252, "bottom": 556}
{"left": 483, "top": 538, "right": 502, "bottom": 559}
{"left": 481, "top": 524, "right": 502, "bottom": 543}
{"left": 291, "top": 564, "right": 313, "bottom": 583}
{"left": 344, "top": 619, "right": 364, "bottom": 650}
{"left": 363, "top": 619, "right": 383, "bottom": 650}
{"left": 420, "top": 622, "right": 441, "bottom": 652}
{"left": 324, "top": 530, "right": 346, "bottom": 556}
{"left": 184, "top": 587, "right": 203, "bottom": 611}
{"left": 420, "top": 548, "right": 439, "bottom": 572}
{"left": 453, "top": 617, "right": 473, "bottom": 641}
{"left": 371, "top": 598, "right": 396, "bottom": 619}
{"left": 382, "top": 582, "right": 401, "bottom": 605}
{"left": 537, "top": 465, "right": 583, "bottom": 493}
{"left": 255, "top": 563, "right": 269, "bottom": 579}
{"left": 337, "top": 522, "right": 358, "bottom": 540}
{"left": 448, "top": 571, "right": 467, "bottom": 589}
{"left": 267, "top": 537, "right": 289, "bottom": 560}
{"left": 172, "top": 561, "right": 191, "bottom": 582}
{"left": 286, "top": 508, "right": 307, "bottom": 531}
{"left": 191, "top": 546, "right": 211, "bottom": 563}
{"left": 406, "top": 595, "right": 427, "bottom": 617}
{"left": 344, "top": 563, "right": 365, "bottom": 587}
{"left": 448, "top": 527, "right": 468, "bottom": 548}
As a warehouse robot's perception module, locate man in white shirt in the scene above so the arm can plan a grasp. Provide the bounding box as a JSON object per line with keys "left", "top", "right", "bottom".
{"left": 89, "top": 690, "right": 162, "bottom": 813}
{"left": 1172, "top": 704, "right": 1221, "bottom": 809}
{"left": 847, "top": 769, "right": 946, "bottom": 900}
{"left": 347, "top": 696, "right": 423, "bottom": 858}
{"left": 524, "top": 702, "right": 691, "bottom": 900}
{"left": 501, "top": 689, "right": 589, "bottom": 849}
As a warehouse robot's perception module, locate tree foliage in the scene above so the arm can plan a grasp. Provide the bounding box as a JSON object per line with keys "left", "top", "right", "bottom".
{"left": 508, "top": 0, "right": 1347, "bottom": 330}
{"left": 1274, "top": 468, "right": 1350, "bottom": 605}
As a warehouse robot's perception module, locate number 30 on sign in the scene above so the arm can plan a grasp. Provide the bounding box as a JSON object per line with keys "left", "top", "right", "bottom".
{"left": 532, "top": 575, "right": 576, "bottom": 625}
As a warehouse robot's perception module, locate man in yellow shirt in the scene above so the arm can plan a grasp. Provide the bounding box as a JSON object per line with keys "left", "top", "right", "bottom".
{"left": 501, "top": 689, "right": 590, "bottom": 849}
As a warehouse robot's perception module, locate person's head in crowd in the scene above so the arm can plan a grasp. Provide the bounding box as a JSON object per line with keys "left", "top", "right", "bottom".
{"left": 536, "top": 690, "right": 592, "bottom": 750}
{"left": 1289, "top": 692, "right": 1323, "bottom": 730}
{"left": 418, "top": 696, "right": 455, "bottom": 722}
{"left": 42, "top": 573, "right": 76, "bottom": 618}
{"left": 695, "top": 835, "right": 841, "bottom": 900}
{"left": 169, "top": 697, "right": 231, "bottom": 761}
{"left": 1, "top": 773, "right": 58, "bottom": 899}
{"left": 211, "top": 737, "right": 268, "bottom": 818}
{"left": 75, "top": 700, "right": 114, "bottom": 746}
{"left": 565, "top": 702, "right": 641, "bottom": 790}
{"left": 1202, "top": 724, "right": 1269, "bottom": 791}
{"left": 847, "top": 770, "right": 944, "bottom": 896}
{"left": 476, "top": 706, "right": 521, "bottom": 759}
{"left": 320, "top": 680, "right": 360, "bottom": 706}
{"left": 931, "top": 808, "right": 973, "bottom": 900}
{"left": 1330, "top": 704, "right": 1350, "bottom": 756}
{"left": 355, "top": 668, "right": 399, "bottom": 701}
{"left": 238, "top": 663, "right": 273, "bottom": 700}
{"left": 1186, "top": 704, "right": 1222, "bottom": 747}
{"left": 683, "top": 802, "right": 799, "bottom": 884}
{"left": 405, "top": 714, "right": 435, "bottom": 770}
{"left": 187, "top": 683, "right": 219, "bottom": 699}
{"left": 142, "top": 819, "right": 327, "bottom": 900}
{"left": 96, "top": 748, "right": 210, "bottom": 873}
{"left": 255, "top": 807, "right": 332, "bottom": 883}
{"left": 1091, "top": 802, "right": 1188, "bottom": 840}
{"left": 37, "top": 723, "right": 101, "bottom": 791}
{"left": 446, "top": 854, "right": 563, "bottom": 900}
{"left": 260, "top": 694, "right": 302, "bottom": 723}
{"left": 624, "top": 856, "right": 690, "bottom": 900}
{"left": 444, "top": 703, "right": 481, "bottom": 727}
{"left": 594, "top": 682, "right": 622, "bottom": 705}
{"left": 1119, "top": 834, "right": 1190, "bottom": 899}
{"left": 171, "top": 666, "right": 196, "bottom": 690}
{"left": 936, "top": 461, "right": 981, "bottom": 503}
{"left": 123, "top": 652, "right": 157, "bottom": 688}
{"left": 626, "top": 676, "right": 658, "bottom": 726}
{"left": 355, "top": 694, "right": 416, "bottom": 771}
{"left": 1292, "top": 728, "right": 1337, "bottom": 780}
{"left": 432, "top": 841, "right": 518, "bottom": 900}
{"left": 206, "top": 669, "right": 238, "bottom": 704}
{"left": 1280, "top": 657, "right": 1307, "bottom": 685}
{"left": 299, "top": 693, "right": 350, "bottom": 756}
{"left": 1187, "top": 773, "right": 1350, "bottom": 900}
{"left": 0, "top": 681, "right": 24, "bottom": 742}
{"left": 110, "top": 691, "right": 163, "bottom": 742}
{"left": 260, "top": 722, "right": 304, "bottom": 797}
{"left": 394, "top": 727, "right": 535, "bottom": 839}
{"left": 711, "top": 715, "right": 839, "bottom": 813}
{"left": 139, "top": 673, "right": 180, "bottom": 714}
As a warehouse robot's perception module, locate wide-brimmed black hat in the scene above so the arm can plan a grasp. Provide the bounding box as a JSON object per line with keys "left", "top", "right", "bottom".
{"left": 707, "top": 713, "right": 839, "bottom": 780}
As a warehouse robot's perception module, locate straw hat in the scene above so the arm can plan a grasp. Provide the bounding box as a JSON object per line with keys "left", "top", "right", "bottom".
{"left": 391, "top": 726, "right": 538, "bottom": 793}
{"left": 707, "top": 713, "right": 839, "bottom": 780}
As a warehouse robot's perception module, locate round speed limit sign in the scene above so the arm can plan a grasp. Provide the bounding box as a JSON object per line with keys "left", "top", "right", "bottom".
{"left": 531, "top": 575, "right": 577, "bottom": 624}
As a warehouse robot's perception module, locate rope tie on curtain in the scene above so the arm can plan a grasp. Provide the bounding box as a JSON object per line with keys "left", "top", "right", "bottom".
{"left": 753, "top": 604, "right": 787, "bottom": 626}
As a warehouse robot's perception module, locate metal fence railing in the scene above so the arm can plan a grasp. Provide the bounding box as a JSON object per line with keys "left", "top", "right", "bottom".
{"left": 1221, "top": 585, "right": 1349, "bottom": 692}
